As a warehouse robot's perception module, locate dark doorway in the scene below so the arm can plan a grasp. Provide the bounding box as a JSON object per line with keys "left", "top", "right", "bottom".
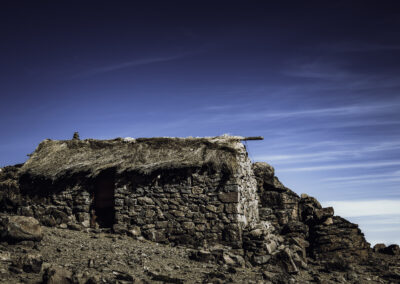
{"left": 91, "top": 170, "right": 115, "bottom": 228}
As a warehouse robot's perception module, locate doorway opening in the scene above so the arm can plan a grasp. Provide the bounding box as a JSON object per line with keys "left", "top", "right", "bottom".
{"left": 91, "top": 170, "right": 115, "bottom": 228}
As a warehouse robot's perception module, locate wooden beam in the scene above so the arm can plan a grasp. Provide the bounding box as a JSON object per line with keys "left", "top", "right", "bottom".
{"left": 241, "top": 136, "right": 264, "bottom": 141}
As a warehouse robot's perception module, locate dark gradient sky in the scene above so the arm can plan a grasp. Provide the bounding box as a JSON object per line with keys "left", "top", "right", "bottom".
{"left": 1, "top": 1, "right": 400, "bottom": 244}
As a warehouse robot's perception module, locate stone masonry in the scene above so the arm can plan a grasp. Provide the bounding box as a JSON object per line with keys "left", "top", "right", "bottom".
{"left": 7, "top": 137, "right": 260, "bottom": 249}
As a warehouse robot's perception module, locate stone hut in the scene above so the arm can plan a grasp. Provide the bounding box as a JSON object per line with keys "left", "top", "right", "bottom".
{"left": 17, "top": 136, "right": 260, "bottom": 247}
{"left": 0, "top": 135, "right": 372, "bottom": 270}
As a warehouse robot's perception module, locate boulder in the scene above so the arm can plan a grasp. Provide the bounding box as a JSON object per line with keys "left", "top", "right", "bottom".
{"left": 218, "top": 192, "right": 239, "bottom": 203}
{"left": 274, "top": 248, "right": 299, "bottom": 274}
{"left": 128, "top": 226, "right": 142, "bottom": 238}
{"left": 323, "top": 257, "right": 351, "bottom": 272}
{"left": 289, "top": 236, "right": 309, "bottom": 261}
{"left": 382, "top": 244, "right": 400, "bottom": 255}
{"left": 0, "top": 215, "right": 43, "bottom": 242}
{"left": 323, "top": 217, "right": 333, "bottom": 226}
{"left": 282, "top": 221, "right": 308, "bottom": 237}
{"left": 42, "top": 266, "right": 73, "bottom": 284}
{"left": 188, "top": 249, "right": 215, "bottom": 263}
{"left": 147, "top": 271, "right": 184, "bottom": 283}
{"left": 373, "top": 243, "right": 386, "bottom": 253}
{"left": 46, "top": 208, "right": 69, "bottom": 225}
{"left": 12, "top": 253, "right": 43, "bottom": 273}
{"left": 112, "top": 270, "right": 134, "bottom": 281}
{"left": 252, "top": 254, "right": 271, "bottom": 265}
{"left": 314, "top": 207, "right": 334, "bottom": 222}
{"left": 112, "top": 223, "right": 127, "bottom": 234}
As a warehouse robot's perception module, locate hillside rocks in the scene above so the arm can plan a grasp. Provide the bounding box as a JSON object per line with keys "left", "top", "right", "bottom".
{"left": 297, "top": 193, "right": 370, "bottom": 261}
{"left": 0, "top": 226, "right": 274, "bottom": 283}
{"left": 0, "top": 225, "right": 398, "bottom": 284}
{"left": 308, "top": 216, "right": 370, "bottom": 261}
{"left": 252, "top": 162, "right": 371, "bottom": 264}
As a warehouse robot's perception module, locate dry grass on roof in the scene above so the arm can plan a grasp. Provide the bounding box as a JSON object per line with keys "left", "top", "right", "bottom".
{"left": 20, "top": 137, "right": 244, "bottom": 182}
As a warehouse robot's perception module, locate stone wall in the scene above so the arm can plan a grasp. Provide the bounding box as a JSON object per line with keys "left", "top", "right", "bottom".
{"left": 235, "top": 143, "right": 259, "bottom": 228}
{"left": 113, "top": 170, "right": 237, "bottom": 247}
{"left": 111, "top": 142, "right": 259, "bottom": 248}
{"left": 3, "top": 143, "right": 260, "bottom": 249}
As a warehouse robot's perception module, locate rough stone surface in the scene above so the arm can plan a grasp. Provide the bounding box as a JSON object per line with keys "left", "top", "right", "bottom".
{"left": 0, "top": 137, "right": 398, "bottom": 283}
{"left": 0, "top": 215, "right": 43, "bottom": 242}
{"left": 252, "top": 162, "right": 300, "bottom": 230}
{"left": 42, "top": 266, "right": 73, "bottom": 284}
{"left": 252, "top": 161, "right": 371, "bottom": 265}
{"left": 374, "top": 243, "right": 387, "bottom": 253}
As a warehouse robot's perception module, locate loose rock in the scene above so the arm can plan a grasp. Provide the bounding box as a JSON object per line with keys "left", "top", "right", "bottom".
{"left": 0, "top": 215, "right": 43, "bottom": 243}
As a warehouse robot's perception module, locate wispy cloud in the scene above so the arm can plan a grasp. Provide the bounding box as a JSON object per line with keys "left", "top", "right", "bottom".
{"left": 265, "top": 140, "right": 358, "bottom": 151}
{"left": 327, "top": 177, "right": 400, "bottom": 186}
{"left": 73, "top": 51, "right": 197, "bottom": 78}
{"left": 203, "top": 101, "right": 400, "bottom": 126}
{"left": 89, "top": 55, "right": 184, "bottom": 74}
{"left": 323, "top": 199, "right": 400, "bottom": 217}
{"left": 282, "top": 61, "right": 355, "bottom": 80}
{"left": 203, "top": 104, "right": 248, "bottom": 111}
{"left": 282, "top": 58, "right": 400, "bottom": 93}
{"left": 279, "top": 160, "right": 400, "bottom": 172}
{"left": 322, "top": 171, "right": 400, "bottom": 182}
{"left": 263, "top": 104, "right": 388, "bottom": 118}
{"left": 365, "top": 227, "right": 400, "bottom": 233}
{"left": 351, "top": 215, "right": 400, "bottom": 226}
{"left": 254, "top": 142, "right": 400, "bottom": 164}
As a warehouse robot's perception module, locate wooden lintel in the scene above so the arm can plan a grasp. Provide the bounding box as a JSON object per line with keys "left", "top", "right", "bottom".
{"left": 241, "top": 136, "right": 264, "bottom": 141}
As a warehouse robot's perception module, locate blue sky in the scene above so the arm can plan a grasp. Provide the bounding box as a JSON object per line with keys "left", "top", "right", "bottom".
{"left": 1, "top": 1, "right": 400, "bottom": 245}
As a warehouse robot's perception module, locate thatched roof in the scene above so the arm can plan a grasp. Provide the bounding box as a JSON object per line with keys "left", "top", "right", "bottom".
{"left": 20, "top": 136, "right": 250, "bottom": 183}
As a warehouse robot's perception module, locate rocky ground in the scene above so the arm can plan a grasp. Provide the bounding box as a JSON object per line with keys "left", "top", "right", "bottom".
{"left": 0, "top": 225, "right": 264, "bottom": 284}
{"left": 0, "top": 223, "right": 399, "bottom": 284}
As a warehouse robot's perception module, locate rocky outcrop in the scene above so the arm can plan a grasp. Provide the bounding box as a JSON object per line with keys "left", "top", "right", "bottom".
{"left": 0, "top": 165, "right": 22, "bottom": 213}
{"left": 252, "top": 162, "right": 300, "bottom": 230}
{"left": 297, "top": 193, "right": 370, "bottom": 261}
{"left": 252, "top": 162, "right": 371, "bottom": 265}
{"left": 307, "top": 215, "right": 370, "bottom": 261}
